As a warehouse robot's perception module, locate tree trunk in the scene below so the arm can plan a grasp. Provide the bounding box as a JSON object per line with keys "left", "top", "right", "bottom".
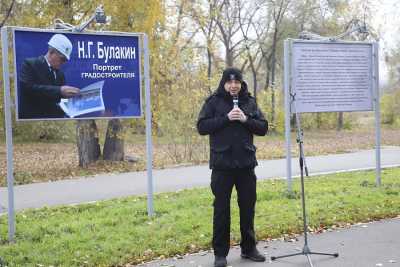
{"left": 247, "top": 48, "right": 257, "bottom": 101}
{"left": 76, "top": 120, "right": 101, "bottom": 167}
{"left": 0, "top": 0, "right": 15, "bottom": 28}
{"left": 271, "top": 88, "right": 276, "bottom": 130}
{"left": 226, "top": 47, "right": 233, "bottom": 67}
{"left": 337, "top": 112, "right": 344, "bottom": 131}
{"left": 270, "top": 23, "right": 279, "bottom": 132}
{"left": 265, "top": 55, "right": 271, "bottom": 91}
{"left": 207, "top": 46, "right": 213, "bottom": 93}
{"left": 252, "top": 71, "right": 257, "bottom": 102}
{"left": 103, "top": 119, "right": 124, "bottom": 161}
{"left": 316, "top": 113, "right": 322, "bottom": 129}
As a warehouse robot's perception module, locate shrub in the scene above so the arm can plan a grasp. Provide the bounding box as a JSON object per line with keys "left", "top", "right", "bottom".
{"left": 381, "top": 89, "right": 400, "bottom": 126}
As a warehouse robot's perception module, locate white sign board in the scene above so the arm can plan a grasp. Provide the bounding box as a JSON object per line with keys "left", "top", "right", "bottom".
{"left": 284, "top": 39, "right": 381, "bottom": 193}
{"left": 292, "top": 41, "right": 374, "bottom": 113}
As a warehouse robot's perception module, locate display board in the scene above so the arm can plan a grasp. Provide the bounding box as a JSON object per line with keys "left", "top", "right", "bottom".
{"left": 284, "top": 39, "right": 381, "bottom": 194}
{"left": 13, "top": 28, "right": 142, "bottom": 120}
{"left": 291, "top": 40, "right": 374, "bottom": 113}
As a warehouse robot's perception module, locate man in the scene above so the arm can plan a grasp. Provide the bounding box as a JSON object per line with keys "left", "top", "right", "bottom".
{"left": 19, "top": 33, "right": 80, "bottom": 119}
{"left": 197, "top": 67, "right": 268, "bottom": 267}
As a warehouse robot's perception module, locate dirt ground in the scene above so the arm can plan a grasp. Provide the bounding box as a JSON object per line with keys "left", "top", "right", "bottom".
{"left": 0, "top": 128, "right": 399, "bottom": 186}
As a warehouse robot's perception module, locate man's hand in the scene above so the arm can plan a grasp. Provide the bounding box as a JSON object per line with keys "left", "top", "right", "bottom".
{"left": 61, "top": 86, "right": 80, "bottom": 98}
{"left": 228, "top": 107, "right": 247, "bottom": 123}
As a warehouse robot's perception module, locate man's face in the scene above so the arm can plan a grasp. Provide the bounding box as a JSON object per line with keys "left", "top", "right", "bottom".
{"left": 48, "top": 50, "right": 67, "bottom": 70}
{"left": 224, "top": 79, "right": 242, "bottom": 96}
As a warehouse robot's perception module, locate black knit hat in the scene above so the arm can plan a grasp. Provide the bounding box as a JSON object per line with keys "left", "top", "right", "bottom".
{"left": 221, "top": 67, "right": 243, "bottom": 84}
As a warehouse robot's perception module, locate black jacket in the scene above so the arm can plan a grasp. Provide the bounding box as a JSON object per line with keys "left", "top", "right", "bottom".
{"left": 197, "top": 80, "right": 268, "bottom": 170}
{"left": 19, "top": 55, "right": 65, "bottom": 119}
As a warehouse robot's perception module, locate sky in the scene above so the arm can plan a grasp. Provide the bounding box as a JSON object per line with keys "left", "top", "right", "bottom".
{"left": 373, "top": 0, "right": 400, "bottom": 50}
{"left": 371, "top": 0, "right": 400, "bottom": 85}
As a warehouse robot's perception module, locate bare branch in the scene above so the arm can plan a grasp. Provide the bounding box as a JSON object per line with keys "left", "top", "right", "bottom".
{"left": 0, "top": 0, "right": 16, "bottom": 28}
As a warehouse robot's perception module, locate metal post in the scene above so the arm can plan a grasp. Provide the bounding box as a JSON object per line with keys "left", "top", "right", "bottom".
{"left": 284, "top": 40, "right": 292, "bottom": 192}
{"left": 143, "top": 34, "right": 154, "bottom": 216}
{"left": 1, "top": 26, "right": 16, "bottom": 242}
{"left": 373, "top": 42, "right": 381, "bottom": 186}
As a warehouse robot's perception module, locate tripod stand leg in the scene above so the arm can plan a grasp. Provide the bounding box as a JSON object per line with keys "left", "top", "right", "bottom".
{"left": 271, "top": 108, "right": 339, "bottom": 267}
{"left": 309, "top": 251, "right": 339, "bottom": 257}
{"left": 306, "top": 254, "right": 314, "bottom": 267}
{"left": 271, "top": 245, "right": 338, "bottom": 261}
{"left": 271, "top": 252, "right": 303, "bottom": 261}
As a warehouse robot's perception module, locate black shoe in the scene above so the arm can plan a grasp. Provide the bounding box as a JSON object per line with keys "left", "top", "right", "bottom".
{"left": 214, "top": 256, "right": 227, "bottom": 267}
{"left": 241, "top": 248, "right": 266, "bottom": 262}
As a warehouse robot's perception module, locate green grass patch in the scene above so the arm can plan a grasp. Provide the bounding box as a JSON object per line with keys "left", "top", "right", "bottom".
{"left": 1, "top": 168, "right": 400, "bottom": 266}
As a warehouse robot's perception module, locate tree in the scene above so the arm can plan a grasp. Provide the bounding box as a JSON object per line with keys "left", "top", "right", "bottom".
{"left": 96, "top": 0, "right": 165, "bottom": 163}
{"left": 188, "top": 0, "right": 222, "bottom": 92}
{"left": 266, "top": 0, "right": 291, "bottom": 130}
{"left": 76, "top": 120, "right": 101, "bottom": 167}
{"left": 2, "top": 0, "right": 164, "bottom": 166}
{"left": 58, "top": 1, "right": 102, "bottom": 167}
{"left": 237, "top": 0, "right": 269, "bottom": 100}
{"left": 103, "top": 119, "right": 124, "bottom": 161}
{"left": 0, "top": 0, "right": 15, "bottom": 28}
{"left": 214, "top": 0, "right": 245, "bottom": 67}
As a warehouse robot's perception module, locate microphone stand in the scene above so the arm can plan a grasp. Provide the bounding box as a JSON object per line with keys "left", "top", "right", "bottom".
{"left": 271, "top": 93, "right": 338, "bottom": 267}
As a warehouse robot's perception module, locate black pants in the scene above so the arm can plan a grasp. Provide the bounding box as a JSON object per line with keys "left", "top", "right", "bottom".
{"left": 211, "top": 168, "right": 257, "bottom": 256}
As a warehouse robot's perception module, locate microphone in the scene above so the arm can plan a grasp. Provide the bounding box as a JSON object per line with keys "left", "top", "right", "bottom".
{"left": 233, "top": 94, "right": 238, "bottom": 108}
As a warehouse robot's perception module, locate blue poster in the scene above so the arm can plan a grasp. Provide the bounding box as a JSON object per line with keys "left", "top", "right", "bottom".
{"left": 13, "top": 29, "right": 142, "bottom": 120}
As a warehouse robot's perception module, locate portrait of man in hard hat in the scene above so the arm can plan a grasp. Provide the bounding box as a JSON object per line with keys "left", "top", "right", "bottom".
{"left": 19, "top": 33, "right": 80, "bottom": 119}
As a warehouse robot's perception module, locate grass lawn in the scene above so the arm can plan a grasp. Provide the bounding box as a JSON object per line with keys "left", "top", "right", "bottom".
{"left": 0, "top": 167, "right": 399, "bottom": 266}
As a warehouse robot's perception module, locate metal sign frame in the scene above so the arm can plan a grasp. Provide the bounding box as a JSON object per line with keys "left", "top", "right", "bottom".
{"left": 1, "top": 26, "right": 155, "bottom": 242}
{"left": 284, "top": 38, "right": 381, "bottom": 192}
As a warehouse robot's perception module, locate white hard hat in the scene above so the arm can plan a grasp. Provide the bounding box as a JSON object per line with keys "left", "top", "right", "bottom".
{"left": 48, "top": 34, "right": 73, "bottom": 60}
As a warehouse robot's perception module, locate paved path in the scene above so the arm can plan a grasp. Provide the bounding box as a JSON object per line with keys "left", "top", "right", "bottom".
{"left": 0, "top": 146, "right": 399, "bottom": 212}
{"left": 137, "top": 217, "right": 400, "bottom": 267}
